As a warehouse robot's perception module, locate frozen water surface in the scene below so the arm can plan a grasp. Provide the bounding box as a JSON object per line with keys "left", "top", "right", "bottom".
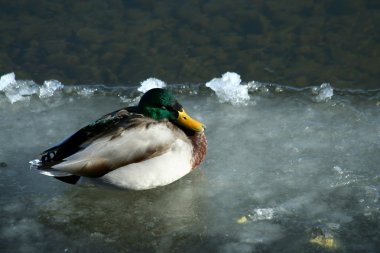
{"left": 1, "top": 73, "right": 380, "bottom": 252}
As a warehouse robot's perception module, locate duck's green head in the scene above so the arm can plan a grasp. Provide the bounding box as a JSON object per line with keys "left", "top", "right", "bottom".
{"left": 138, "top": 88, "right": 205, "bottom": 132}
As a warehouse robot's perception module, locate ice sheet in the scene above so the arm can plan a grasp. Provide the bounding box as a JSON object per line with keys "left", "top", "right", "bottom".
{"left": 1, "top": 73, "right": 380, "bottom": 252}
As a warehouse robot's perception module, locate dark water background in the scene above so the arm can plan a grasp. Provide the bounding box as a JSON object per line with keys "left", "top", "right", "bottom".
{"left": 1, "top": 0, "right": 379, "bottom": 88}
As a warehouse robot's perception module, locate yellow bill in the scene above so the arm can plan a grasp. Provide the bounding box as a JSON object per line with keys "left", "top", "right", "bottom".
{"left": 176, "top": 110, "right": 205, "bottom": 132}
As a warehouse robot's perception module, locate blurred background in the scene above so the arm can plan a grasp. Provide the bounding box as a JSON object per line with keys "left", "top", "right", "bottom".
{"left": 0, "top": 0, "right": 379, "bottom": 88}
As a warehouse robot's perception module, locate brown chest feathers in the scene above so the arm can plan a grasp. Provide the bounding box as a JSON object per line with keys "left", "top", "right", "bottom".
{"left": 190, "top": 131, "right": 207, "bottom": 170}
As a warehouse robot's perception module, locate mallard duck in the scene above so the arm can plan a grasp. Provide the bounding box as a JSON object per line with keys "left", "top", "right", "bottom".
{"left": 30, "top": 88, "right": 207, "bottom": 190}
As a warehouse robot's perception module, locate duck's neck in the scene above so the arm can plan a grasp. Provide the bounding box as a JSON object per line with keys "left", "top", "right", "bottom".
{"left": 190, "top": 131, "right": 207, "bottom": 170}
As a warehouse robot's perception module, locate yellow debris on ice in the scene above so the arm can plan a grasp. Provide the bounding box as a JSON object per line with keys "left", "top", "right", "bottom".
{"left": 236, "top": 216, "right": 248, "bottom": 224}
{"left": 310, "top": 235, "right": 337, "bottom": 249}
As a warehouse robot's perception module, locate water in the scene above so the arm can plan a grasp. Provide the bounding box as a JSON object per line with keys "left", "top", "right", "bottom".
{"left": 1, "top": 72, "right": 379, "bottom": 252}
{"left": 1, "top": 1, "right": 380, "bottom": 88}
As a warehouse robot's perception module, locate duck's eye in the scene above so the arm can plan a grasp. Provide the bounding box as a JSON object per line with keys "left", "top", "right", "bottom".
{"left": 161, "top": 105, "right": 174, "bottom": 111}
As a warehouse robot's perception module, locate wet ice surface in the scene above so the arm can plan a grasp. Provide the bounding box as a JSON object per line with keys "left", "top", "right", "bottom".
{"left": 1, "top": 75, "right": 380, "bottom": 252}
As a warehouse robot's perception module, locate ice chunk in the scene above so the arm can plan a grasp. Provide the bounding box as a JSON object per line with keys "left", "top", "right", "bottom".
{"left": 249, "top": 208, "right": 275, "bottom": 221}
{"left": 0, "top": 72, "right": 16, "bottom": 91}
{"left": 0, "top": 72, "right": 41, "bottom": 103}
{"left": 138, "top": 78, "right": 166, "bottom": 93}
{"left": 314, "top": 83, "right": 333, "bottom": 102}
{"left": 39, "top": 80, "right": 64, "bottom": 98}
{"left": 205, "top": 72, "right": 250, "bottom": 106}
{"left": 4, "top": 80, "right": 39, "bottom": 103}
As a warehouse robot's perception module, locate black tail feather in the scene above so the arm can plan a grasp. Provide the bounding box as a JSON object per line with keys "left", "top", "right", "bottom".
{"left": 55, "top": 175, "right": 81, "bottom": 184}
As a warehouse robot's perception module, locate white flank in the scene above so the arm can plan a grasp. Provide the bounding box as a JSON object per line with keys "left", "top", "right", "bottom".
{"left": 101, "top": 138, "right": 192, "bottom": 190}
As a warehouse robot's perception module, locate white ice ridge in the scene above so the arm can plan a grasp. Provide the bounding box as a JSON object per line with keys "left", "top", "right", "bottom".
{"left": 138, "top": 78, "right": 167, "bottom": 93}
{"left": 0, "top": 72, "right": 64, "bottom": 103}
{"left": 205, "top": 72, "right": 250, "bottom": 106}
